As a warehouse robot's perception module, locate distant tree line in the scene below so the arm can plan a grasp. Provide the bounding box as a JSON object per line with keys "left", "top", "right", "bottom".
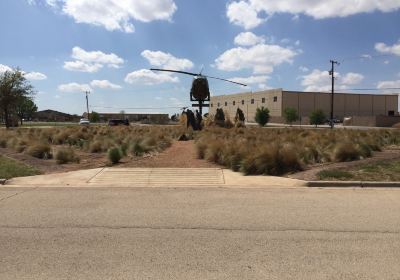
{"left": 0, "top": 68, "right": 37, "bottom": 128}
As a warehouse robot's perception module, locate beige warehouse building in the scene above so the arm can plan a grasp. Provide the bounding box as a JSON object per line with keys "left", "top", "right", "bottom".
{"left": 209, "top": 89, "right": 400, "bottom": 127}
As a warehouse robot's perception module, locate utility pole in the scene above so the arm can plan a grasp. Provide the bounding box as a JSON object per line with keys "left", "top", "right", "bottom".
{"left": 85, "top": 91, "right": 90, "bottom": 120}
{"left": 329, "top": 60, "right": 339, "bottom": 129}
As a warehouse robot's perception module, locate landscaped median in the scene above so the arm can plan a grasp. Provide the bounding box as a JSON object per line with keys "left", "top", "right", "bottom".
{"left": 195, "top": 126, "right": 400, "bottom": 176}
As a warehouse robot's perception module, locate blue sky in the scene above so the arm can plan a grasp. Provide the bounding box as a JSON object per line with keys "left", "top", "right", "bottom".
{"left": 0, "top": 0, "right": 399, "bottom": 115}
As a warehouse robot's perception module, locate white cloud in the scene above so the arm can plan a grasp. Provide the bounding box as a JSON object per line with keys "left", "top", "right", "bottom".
{"left": 258, "top": 83, "right": 271, "bottom": 89}
{"left": 299, "top": 66, "right": 309, "bottom": 72}
{"left": 234, "top": 32, "right": 265, "bottom": 46}
{"left": 227, "top": 0, "right": 400, "bottom": 29}
{"left": 125, "top": 69, "right": 179, "bottom": 85}
{"left": 301, "top": 69, "right": 332, "bottom": 92}
{"left": 361, "top": 54, "right": 372, "bottom": 59}
{"left": 226, "top": 0, "right": 264, "bottom": 29}
{"left": 0, "top": 64, "right": 13, "bottom": 73}
{"left": 375, "top": 40, "right": 400, "bottom": 56}
{"left": 71, "top": 47, "right": 124, "bottom": 66}
{"left": 340, "top": 72, "right": 364, "bottom": 85}
{"left": 214, "top": 44, "right": 297, "bottom": 74}
{"left": 90, "top": 80, "right": 121, "bottom": 90}
{"left": 63, "top": 61, "right": 103, "bottom": 73}
{"left": 301, "top": 69, "right": 364, "bottom": 91}
{"left": 38, "top": 0, "right": 178, "bottom": 33}
{"left": 377, "top": 80, "right": 400, "bottom": 89}
{"left": 58, "top": 82, "right": 92, "bottom": 93}
{"left": 24, "top": 72, "right": 47, "bottom": 80}
{"left": 27, "top": 0, "right": 62, "bottom": 7}
{"left": 64, "top": 47, "right": 124, "bottom": 73}
{"left": 229, "top": 75, "right": 269, "bottom": 85}
{"left": 141, "top": 50, "right": 193, "bottom": 71}
{"left": 0, "top": 64, "right": 47, "bottom": 80}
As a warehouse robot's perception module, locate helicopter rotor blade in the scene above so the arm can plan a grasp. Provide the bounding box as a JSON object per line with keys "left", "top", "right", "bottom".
{"left": 204, "top": 75, "right": 247, "bottom": 87}
{"left": 150, "top": 68, "right": 198, "bottom": 76}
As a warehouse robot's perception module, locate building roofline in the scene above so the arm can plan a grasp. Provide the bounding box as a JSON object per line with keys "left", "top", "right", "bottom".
{"left": 211, "top": 88, "right": 399, "bottom": 97}
{"left": 283, "top": 90, "right": 399, "bottom": 96}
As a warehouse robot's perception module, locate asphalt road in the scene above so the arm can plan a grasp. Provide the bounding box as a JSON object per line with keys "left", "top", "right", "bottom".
{"left": 1, "top": 186, "right": 400, "bottom": 279}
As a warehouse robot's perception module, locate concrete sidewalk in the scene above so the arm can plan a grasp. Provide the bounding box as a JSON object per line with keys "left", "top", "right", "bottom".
{"left": 5, "top": 168, "right": 306, "bottom": 188}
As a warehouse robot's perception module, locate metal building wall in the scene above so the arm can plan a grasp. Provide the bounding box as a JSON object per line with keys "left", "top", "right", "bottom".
{"left": 209, "top": 89, "right": 283, "bottom": 122}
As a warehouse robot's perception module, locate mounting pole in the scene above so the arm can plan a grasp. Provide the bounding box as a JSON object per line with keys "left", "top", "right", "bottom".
{"left": 85, "top": 91, "right": 90, "bottom": 120}
{"left": 329, "top": 60, "right": 339, "bottom": 129}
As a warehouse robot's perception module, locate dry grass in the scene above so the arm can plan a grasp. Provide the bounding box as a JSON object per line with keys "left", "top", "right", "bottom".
{"left": 0, "top": 125, "right": 180, "bottom": 163}
{"left": 195, "top": 127, "right": 400, "bottom": 175}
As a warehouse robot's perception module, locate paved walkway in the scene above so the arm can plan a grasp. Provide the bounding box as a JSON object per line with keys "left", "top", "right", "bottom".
{"left": 6, "top": 168, "right": 306, "bottom": 188}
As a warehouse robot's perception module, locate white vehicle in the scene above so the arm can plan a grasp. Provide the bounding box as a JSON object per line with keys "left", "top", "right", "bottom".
{"left": 79, "top": 118, "right": 90, "bottom": 125}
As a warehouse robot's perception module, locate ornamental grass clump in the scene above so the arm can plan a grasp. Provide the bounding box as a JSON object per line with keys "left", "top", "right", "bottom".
{"left": 195, "top": 127, "right": 400, "bottom": 176}
{"left": 55, "top": 148, "right": 80, "bottom": 164}
{"left": 108, "top": 147, "right": 122, "bottom": 164}
{"left": 26, "top": 143, "right": 52, "bottom": 159}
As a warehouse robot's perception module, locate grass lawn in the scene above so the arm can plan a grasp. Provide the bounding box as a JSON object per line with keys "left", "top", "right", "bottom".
{"left": 0, "top": 155, "right": 41, "bottom": 179}
{"left": 317, "top": 160, "right": 400, "bottom": 181}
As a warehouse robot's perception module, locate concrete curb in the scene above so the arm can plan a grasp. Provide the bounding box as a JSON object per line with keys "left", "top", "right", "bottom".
{"left": 0, "top": 179, "right": 6, "bottom": 185}
{"left": 307, "top": 181, "right": 400, "bottom": 188}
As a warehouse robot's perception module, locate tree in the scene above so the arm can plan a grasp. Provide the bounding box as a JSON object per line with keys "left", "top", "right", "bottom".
{"left": 16, "top": 97, "right": 38, "bottom": 125}
{"left": 283, "top": 107, "right": 299, "bottom": 126}
{"left": 234, "top": 107, "right": 245, "bottom": 123}
{"left": 89, "top": 111, "right": 100, "bottom": 123}
{"left": 309, "top": 109, "right": 326, "bottom": 127}
{"left": 0, "top": 69, "right": 34, "bottom": 128}
{"left": 255, "top": 106, "right": 270, "bottom": 127}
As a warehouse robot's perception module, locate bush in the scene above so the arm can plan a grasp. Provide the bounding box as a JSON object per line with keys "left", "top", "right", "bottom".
{"left": 55, "top": 148, "right": 80, "bottom": 164}
{"left": 132, "top": 141, "right": 146, "bottom": 156}
{"left": 334, "top": 142, "right": 360, "bottom": 162}
{"left": 255, "top": 107, "right": 270, "bottom": 127}
{"left": 283, "top": 107, "right": 299, "bottom": 125}
{"left": 309, "top": 109, "right": 326, "bottom": 127}
{"left": 108, "top": 147, "right": 122, "bottom": 164}
{"left": 26, "top": 143, "right": 52, "bottom": 159}
{"left": 89, "top": 141, "right": 103, "bottom": 153}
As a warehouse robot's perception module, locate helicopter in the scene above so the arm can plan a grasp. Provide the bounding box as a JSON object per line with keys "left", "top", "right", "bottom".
{"left": 150, "top": 68, "right": 247, "bottom": 115}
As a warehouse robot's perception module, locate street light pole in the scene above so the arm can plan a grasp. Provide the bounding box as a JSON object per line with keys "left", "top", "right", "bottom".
{"left": 85, "top": 91, "right": 90, "bottom": 120}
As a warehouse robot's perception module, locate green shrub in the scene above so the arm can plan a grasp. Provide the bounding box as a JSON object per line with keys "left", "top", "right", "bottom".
{"left": 131, "top": 142, "right": 146, "bottom": 156}
{"left": 55, "top": 148, "right": 80, "bottom": 164}
{"left": 283, "top": 107, "right": 299, "bottom": 125}
{"left": 26, "top": 143, "right": 52, "bottom": 159}
{"left": 255, "top": 107, "right": 270, "bottom": 127}
{"left": 309, "top": 109, "right": 326, "bottom": 127}
{"left": 108, "top": 147, "right": 122, "bottom": 164}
